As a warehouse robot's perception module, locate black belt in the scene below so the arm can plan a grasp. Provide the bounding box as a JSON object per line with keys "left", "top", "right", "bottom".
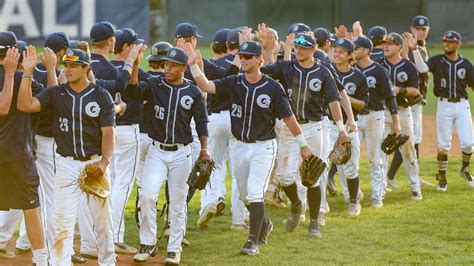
{"left": 152, "top": 141, "right": 187, "bottom": 151}
{"left": 61, "top": 154, "right": 98, "bottom": 162}
{"left": 359, "top": 110, "right": 370, "bottom": 115}
{"left": 440, "top": 97, "right": 465, "bottom": 103}
{"left": 239, "top": 139, "right": 256, "bottom": 143}
{"left": 297, "top": 119, "right": 309, "bottom": 124}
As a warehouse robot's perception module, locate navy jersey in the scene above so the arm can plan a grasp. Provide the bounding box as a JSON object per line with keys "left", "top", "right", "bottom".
{"left": 36, "top": 83, "right": 115, "bottom": 159}
{"left": 355, "top": 62, "right": 395, "bottom": 111}
{"left": 379, "top": 58, "right": 419, "bottom": 107}
{"left": 335, "top": 67, "right": 369, "bottom": 120}
{"left": 32, "top": 63, "right": 60, "bottom": 137}
{"left": 213, "top": 74, "right": 293, "bottom": 142}
{"left": 408, "top": 42, "right": 429, "bottom": 99}
{"left": 109, "top": 60, "right": 147, "bottom": 125}
{"left": 139, "top": 71, "right": 163, "bottom": 134}
{"left": 370, "top": 47, "right": 384, "bottom": 61}
{"left": 94, "top": 69, "right": 131, "bottom": 96}
{"left": 184, "top": 58, "right": 234, "bottom": 85}
{"left": 427, "top": 54, "right": 474, "bottom": 99}
{"left": 313, "top": 50, "right": 331, "bottom": 64}
{"left": 91, "top": 53, "right": 118, "bottom": 80}
{"left": 213, "top": 54, "right": 234, "bottom": 69}
{"left": 261, "top": 59, "right": 341, "bottom": 122}
{"left": 0, "top": 68, "right": 44, "bottom": 163}
{"left": 127, "top": 76, "right": 208, "bottom": 144}
{"left": 207, "top": 54, "right": 235, "bottom": 113}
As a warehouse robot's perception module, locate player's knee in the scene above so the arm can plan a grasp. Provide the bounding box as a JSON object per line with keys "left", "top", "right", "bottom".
{"left": 279, "top": 173, "right": 297, "bottom": 187}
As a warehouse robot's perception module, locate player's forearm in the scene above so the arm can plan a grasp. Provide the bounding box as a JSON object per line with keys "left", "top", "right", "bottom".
{"left": 46, "top": 66, "right": 58, "bottom": 88}
{"left": 17, "top": 74, "right": 41, "bottom": 113}
{"left": 190, "top": 64, "right": 216, "bottom": 94}
{"left": 129, "top": 64, "right": 139, "bottom": 85}
{"left": 0, "top": 72, "right": 14, "bottom": 116}
{"left": 391, "top": 114, "right": 401, "bottom": 127}
{"left": 412, "top": 49, "right": 429, "bottom": 73}
{"left": 349, "top": 96, "right": 366, "bottom": 111}
{"left": 262, "top": 49, "right": 275, "bottom": 65}
{"left": 101, "top": 127, "right": 115, "bottom": 163}
{"left": 199, "top": 135, "right": 208, "bottom": 152}
{"left": 283, "top": 115, "right": 303, "bottom": 136}
{"left": 338, "top": 90, "right": 355, "bottom": 121}
{"left": 329, "top": 101, "right": 344, "bottom": 123}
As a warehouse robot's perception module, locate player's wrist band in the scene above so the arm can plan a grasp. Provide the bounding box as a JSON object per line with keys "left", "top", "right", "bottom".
{"left": 22, "top": 74, "right": 33, "bottom": 79}
{"left": 124, "top": 63, "right": 133, "bottom": 69}
{"left": 336, "top": 120, "right": 345, "bottom": 132}
{"left": 200, "top": 148, "right": 208, "bottom": 152}
{"left": 190, "top": 64, "right": 202, "bottom": 78}
{"left": 295, "top": 134, "right": 308, "bottom": 148}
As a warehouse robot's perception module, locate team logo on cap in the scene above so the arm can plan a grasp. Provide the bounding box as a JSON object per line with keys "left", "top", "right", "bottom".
{"left": 337, "top": 39, "right": 344, "bottom": 45}
{"left": 180, "top": 95, "right": 194, "bottom": 110}
{"left": 256, "top": 94, "right": 271, "bottom": 109}
{"left": 367, "top": 76, "right": 376, "bottom": 88}
{"left": 242, "top": 43, "right": 248, "bottom": 50}
{"left": 457, "top": 68, "right": 466, "bottom": 79}
{"left": 344, "top": 82, "right": 356, "bottom": 95}
{"left": 396, "top": 72, "right": 408, "bottom": 83}
{"left": 152, "top": 47, "right": 158, "bottom": 55}
{"left": 170, "top": 49, "right": 177, "bottom": 58}
{"left": 308, "top": 78, "right": 322, "bottom": 92}
{"left": 292, "top": 25, "right": 299, "bottom": 32}
{"left": 66, "top": 50, "right": 74, "bottom": 57}
{"left": 418, "top": 18, "right": 425, "bottom": 25}
{"left": 85, "top": 102, "right": 100, "bottom": 117}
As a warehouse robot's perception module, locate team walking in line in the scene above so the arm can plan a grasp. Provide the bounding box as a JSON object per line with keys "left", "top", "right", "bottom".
{"left": 0, "top": 14, "right": 473, "bottom": 265}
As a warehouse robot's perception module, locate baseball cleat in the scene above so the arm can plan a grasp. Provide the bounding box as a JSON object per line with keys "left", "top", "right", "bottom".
{"left": 165, "top": 251, "right": 181, "bottom": 265}
{"left": 370, "top": 199, "right": 383, "bottom": 209}
{"left": 285, "top": 202, "right": 302, "bottom": 232}
{"left": 133, "top": 244, "right": 158, "bottom": 263}
{"left": 231, "top": 223, "right": 249, "bottom": 231}
{"left": 308, "top": 219, "right": 322, "bottom": 238}
{"left": 115, "top": 242, "right": 137, "bottom": 254}
{"left": 436, "top": 174, "right": 448, "bottom": 192}
{"left": 15, "top": 247, "right": 31, "bottom": 255}
{"left": 411, "top": 191, "right": 423, "bottom": 201}
{"left": 71, "top": 254, "right": 88, "bottom": 264}
{"left": 460, "top": 168, "right": 474, "bottom": 188}
{"left": 264, "top": 191, "right": 287, "bottom": 208}
{"left": 216, "top": 197, "right": 226, "bottom": 216}
{"left": 182, "top": 237, "right": 191, "bottom": 247}
{"left": 80, "top": 250, "right": 98, "bottom": 259}
{"left": 0, "top": 248, "right": 15, "bottom": 259}
{"left": 317, "top": 212, "right": 326, "bottom": 226}
{"left": 258, "top": 220, "right": 273, "bottom": 245}
{"left": 387, "top": 178, "right": 398, "bottom": 190}
{"left": 240, "top": 239, "right": 259, "bottom": 256}
{"left": 347, "top": 203, "right": 361, "bottom": 217}
{"left": 197, "top": 203, "right": 217, "bottom": 229}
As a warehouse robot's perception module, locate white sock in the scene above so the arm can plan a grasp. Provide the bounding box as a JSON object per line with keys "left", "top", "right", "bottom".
{"left": 32, "top": 248, "right": 48, "bottom": 266}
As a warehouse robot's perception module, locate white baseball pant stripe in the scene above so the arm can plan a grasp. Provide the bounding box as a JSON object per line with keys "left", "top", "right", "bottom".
{"left": 268, "top": 119, "right": 283, "bottom": 194}
{"left": 139, "top": 143, "right": 192, "bottom": 253}
{"left": 191, "top": 119, "right": 202, "bottom": 163}
{"left": 230, "top": 139, "right": 277, "bottom": 205}
{"left": 411, "top": 103, "right": 423, "bottom": 144}
{"left": 111, "top": 124, "right": 140, "bottom": 243}
{"left": 436, "top": 99, "right": 473, "bottom": 154}
{"left": 319, "top": 117, "right": 331, "bottom": 213}
{"left": 383, "top": 108, "right": 421, "bottom": 193}
{"left": 53, "top": 156, "right": 115, "bottom": 266}
{"left": 357, "top": 111, "right": 385, "bottom": 201}
{"left": 134, "top": 133, "right": 152, "bottom": 227}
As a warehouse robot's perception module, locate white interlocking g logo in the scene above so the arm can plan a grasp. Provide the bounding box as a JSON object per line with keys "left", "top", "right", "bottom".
{"left": 180, "top": 95, "right": 194, "bottom": 110}
{"left": 308, "top": 78, "right": 322, "bottom": 92}
{"left": 344, "top": 82, "right": 357, "bottom": 95}
{"left": 85, "top": 102, "right": 100, "bottom": 117}
{"left": 256, "top": 94, "right": 271, "bottom": 108}
{"left": 367, "top": 76, "right": 376, "bottom": 88}
{"left": 396, "top": 71, "right": 408, "bottom": 82}
{"left": 457, "top": 68, "right": 466, "bottom": 79}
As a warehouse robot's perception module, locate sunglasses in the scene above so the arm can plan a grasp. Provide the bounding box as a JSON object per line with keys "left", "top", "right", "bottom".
{"left": 239, "top": 54, "right": 256, "bottom": 60}
{"left": 63, "top": 54, "right": 80, "bottom": 62}
{"left": 294, "top": 38, "right": 313, "bottom": 47}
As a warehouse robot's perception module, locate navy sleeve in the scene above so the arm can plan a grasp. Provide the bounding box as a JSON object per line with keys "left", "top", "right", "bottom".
{"left": 35, "top": 86, "right": 56, "bottom": 111}
{"left": 466, "top": 60, "right": 474, "bottom": 88}
{"left": 31, "top": 79, "right": 45, "bottom": 96}
{"left": 355, "top": 74, "right": 369, "bottom": 106}
{"left": 99, "top": 90, "right": 116, "bottom": 127}
{"left": 426, "top": 56, "right": 435, "bottom": 72}
{"left": 322, "top": 69, "right": 341, "bottom": 103}
{"left": 123, "top": 78, "right": 152, "bottom": 101}
{"left": 379, "top": 67, "right": 396, "bottom": 99}
{"left": 405, "top": 61, "right": 419, "bottom": 88}
{"left": 214, "top": 76, "right": 235, "bottom": 99}
{"left": 273, "top": 83, "right": 293, "bottom": 119}
{"left": 321, "top": 62, "right": 345, "bottom": 91}
{"left": 192, "top": 92, "right": 209, "bottom": 138}
{"left": 203, "top": 59, "right": 228, "bottom": 80}
{"left": 261, "top": 61, "right": 285, "bottom": 80}
{"left": 96, "top": 69, "right": 131, "bottom": 95}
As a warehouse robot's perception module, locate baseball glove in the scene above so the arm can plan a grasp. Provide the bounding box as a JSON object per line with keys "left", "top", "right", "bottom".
{"left": 329, "top": 140, "right": 352, "bottom": 165}
{"left": 381, "top": 133, "right": 410, "bottom": 155}
{"left": 187, "top": 158, "right": 215, "bottom": 190}
{"left": 300, "top": 155, "right": 326, "bottom": 188}
{"left": 78, "top": 164, "right": 110, "bottom": 199}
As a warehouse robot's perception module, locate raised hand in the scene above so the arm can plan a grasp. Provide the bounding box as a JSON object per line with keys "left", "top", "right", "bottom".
{"left": 42, "top": 47, "right": 57, "bottom": 70}
{"left": 402, "top": 32, "right": 417, "bottom": 50}
{"left": 175, "top": 38, "right": 186, "bottom": 49}
{"left": 21, "top": 45, "right": 38, "bottom": 74}
{"left": 335, "top": 25, "right": 348, "bottom": 38}
{"left": 184, "top": 42, "right": 198, "bottom": 66}
{"left": 127, "top": 43, "right": 144, "bottom": 63}
{"left": 2, "top": 47, "right": 20, "bottom": 74}
{"left": 239, "top": 26, "right": 253, "bottom": 45}
{"left": 115, "top": 93, "right": 127, "bottom": 116}
{"left": 352, "top": 21, "right": 363, "bottom": 37}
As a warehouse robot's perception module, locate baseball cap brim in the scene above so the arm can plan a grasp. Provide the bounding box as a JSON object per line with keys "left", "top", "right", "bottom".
{"left": 146, "top": 54, "right": 166, "bottom": 61}
{"left": 294, "top": 43, "right": 314, "bottom": 48}
{"left": 237, "top": 51, "right": 259, "bottom": 56}
{"left": 62, "top": 60, "right": 89, "bottom": 66}
{"left": 163, "top": 56, "right": 186, "bottom": 65}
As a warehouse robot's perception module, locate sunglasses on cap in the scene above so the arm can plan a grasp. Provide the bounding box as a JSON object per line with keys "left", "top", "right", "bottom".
{"left": 383, "top": 35, "right": 398, "bottom": 43}
{"left": 294, "top": 38, "right": 312, "bottom": 46}
{"left": 239, "top": 54, "right": 256, "bottom": 60}
{"left": 63, "top": 54, "right": 79, "bottom": 61}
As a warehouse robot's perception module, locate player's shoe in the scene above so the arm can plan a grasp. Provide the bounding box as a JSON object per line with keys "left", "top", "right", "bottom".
{"left": 165, "top": 251, "right": 181, "bottom": 265}
{"left": 264, "top": 191, "right": 286, "bottom": 208}
{"left": 197, "top": 203, "right": 217, "bottom": 229}
{"left": 460, "top": 168, "right": 474, "bottom": 188}
{"left": 436, "top": 174, "right": 448, "bottom": 192}
{"left": 0, "top": 247, "right": 15, "bottom": 259}
{"left": 285, "top": 201, "right": 302, "bottom": 232}
{"left": 258, "top": 220, "right": 273, "bottom": 245}
{"left": 71, "top": 254, "right": 88, "bottom": 264}
{"left": 216, "top": 197, "right": 226, "bottom": 216}
{"left": 411, "top": 191, "right": 423, "bottom": 201}
{"left": 115, "top": 242, "right": 137, "bottom": 254}
{"left": 15, "top": 247, "right": 31, "bottom": 255}
{"left": 240, "top": 239, "right": 259, "bottom": 256}
{"left": 308, "top": 219, "right": 322, "bottom": 238}
{"left": 80, "top": 250, "right": 98, "bottom": 259}
{"left": 327, "top": 177, "right": 339, "bottom": 197}
{"left": 347, "top": 202, "right": 361, "bottom": 217}
{"left": 317, "top": 212, "right": 326, "bottom": 226}
{"left": 371, "top": 199, "right": 383, "bottom": 209}
{"left": 181, "top": 237, "right": 190, "bottom": 247}
{"left": 231, "top": 223, "right": 249, "bottom": 231}
{"left": 387, "top": 178, "right": 398, "bottom": 190}
{"left": 133, "top": 244, "right": 158, "bottom": 263}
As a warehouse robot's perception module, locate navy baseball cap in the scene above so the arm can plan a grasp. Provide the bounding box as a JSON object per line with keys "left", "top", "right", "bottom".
{"left": 334, "top": 38, "right": 355, "bottom": 53}
{"left": 163, "top": 47, "right": 188, "bottom": 65}
{"left": 213, "top": 28, "right": 230, "bottom": 45}
{"left": 353, "top": 36, "right": 373, "bottom": 51}
{"left": 44, "top": 32, "right": 70, "bottom": 53}
{"left": 175, "top": 23, "right": 202, "bottom": 38}
{"left": 442, "top": 31, "right": 462, "bottom": 42}
{"left": 368, "top": 26, "right": 387, "bottom": 41}
{"left": 115, "top": 28, "right": 144, "bottom": 49}
{"left": 294, "top": 33, "right": 316, "bottom": 48}
{"left": 147, "top": 42, "right": 173, "bottom": 61}
{"left": 313, "top": 27, "right": 331, "bottom": 43}
{"left": 17, "top": 40, "right": 27, "bottom": 62}
{"left": 226, "top": 29, "right": 240, "bottom": 45}
{"left": 69, "top": 39, "right": 80, "bottom": 49}
{"left": 412, "top": 15, "right": 429, "bottom": 28}
{"left": 62, "top": 49, "right": 90, "bottom": 66}
{"left": 383, "top": 32, "right": 403, "bottom": 45}
{"left": 288, "top": 23, "right": 311, "bottom": 34}
{"left": 90, "top": 21, "right": 115, "bottom": 42}
{"left": 238, "top": 41, "right": 262, "bottom": 56}
{"left": 0, "top": 31, "right": 17, "bottom": 48}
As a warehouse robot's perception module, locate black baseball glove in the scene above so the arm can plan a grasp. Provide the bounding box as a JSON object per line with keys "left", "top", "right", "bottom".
{"left": 300, "top": 154, "right": 326, "bottom": 188}
{"left": 381, "top": 133, "right": 410, "bottom": 154}
{"left": 187, "top": 158, "right": 215, "bottom": 190}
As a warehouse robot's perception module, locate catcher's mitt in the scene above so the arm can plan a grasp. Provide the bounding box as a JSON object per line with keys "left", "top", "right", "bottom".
{"left": 329, "top": 140, "right": 352, "bottom": 165}
{"left": 187, "top": 158, "right": 215, "bottom": 190}
{"left": 78, "top": 164, "right": 110, "bottom": 199}
{"left": 300, "top": 155, "right": 326, "bottom": 188}
{"left": 381, "top": 133, "right": 409, "bottom": 154}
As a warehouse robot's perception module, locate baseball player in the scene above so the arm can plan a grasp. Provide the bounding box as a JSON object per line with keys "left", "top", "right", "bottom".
{"left": 260, "top": 33, "right": 351, "bottom": 236}
{"left": 0, "top": 33, "right": 49, "bottom": 266}
{"left": 353, "top": 36, "right": 401, "bottom": 208}
{"left": 312, "top": 27, "right": 332, "bottom": 63}
{"left": 386, "top": 16, "right": 431, "bottom": 189}
{"left": 378, "top": 32, "right": 422, "bottom": 200}
{"left": 189, "top": 40, "right": 312, "bottom": 255}
{"left": 332, "top": 38, "right": 369, "bottom": 216}
{"left": 18, "top": 47, "right": 117, "bottom": 265}
{"left": 129, "top": 47, "right": 209, "bottom": 265}
{"left": 368, "top": 26, "right": 387, "bottom": 61}
{"left": 408, "top": 30, "right": 474, "bottom": 190}
{"left": 90, "top": 21, "right": 118, "bottom": 80}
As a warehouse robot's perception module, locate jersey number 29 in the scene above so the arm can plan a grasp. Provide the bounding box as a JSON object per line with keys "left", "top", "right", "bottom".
{"left": 231, "top": 104, "right": 242, "bottom": 118}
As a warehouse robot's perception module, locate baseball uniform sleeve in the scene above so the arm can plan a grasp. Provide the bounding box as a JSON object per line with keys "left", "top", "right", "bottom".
{"left": 191, "top": 90, "right": 209, "bottom": 138}
{"left": 426, "top": 56, "right": 435, "bottom": 72}
{"left": 273, "top": 82, "right": 293, "bottom": 119}
{"left": 123, "top": 78, "right": 152, "bottom": 101}
{"left": 96, "top": 69, "right": 131, "bottom": 95}
{"left": 35, "top": 85, "right": 56, "bottom": 111}
{"left": 379, "top": 67, "right": 396, "bottom": 99}
{"left": 405, "top": 61, "right": 420, "bottom": 88}
{"left": 322, "top": 69, "right": 342, "bottom": 103}
{"left": 99, "top": 90, "right": 116, "bottom": 127}
{"left": 203, "top": 59, "right": 229, "bottom": 80}
{"left": 466, "top": 60, "right": 474, "bottom": 88}
{"left": 321, "top": 61, "right": 345, "bottom": 91}
{"left": 261, "top": 61, "right": 285, "bottom": 81}
{"left": 355, "top": 72, "right": 369, "bottom": 106}
{"left": 214, "top": 76, "right": 235, "bottom": 99}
